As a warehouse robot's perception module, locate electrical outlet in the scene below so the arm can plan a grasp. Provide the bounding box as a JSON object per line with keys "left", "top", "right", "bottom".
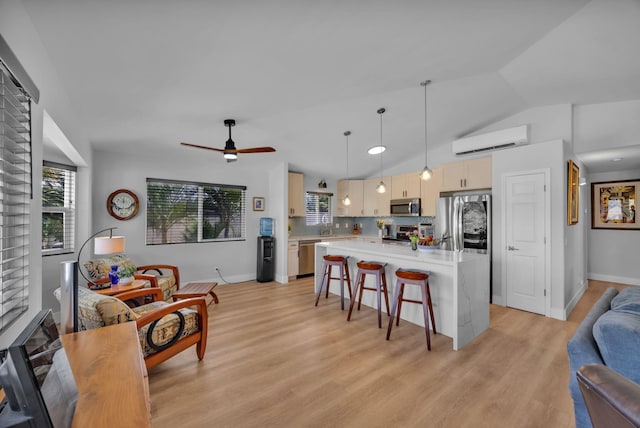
{"left": 344, "top": 223, "right": 349, "bottom": 228}
{"left": 359, "top": 223, "right": 363, "bottom": 228}
{"left": 335, "top": 223, "right": 340, "bottom": 229}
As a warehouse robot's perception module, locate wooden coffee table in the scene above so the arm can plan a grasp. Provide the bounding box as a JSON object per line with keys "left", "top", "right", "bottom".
{"left": 172, "top": 281, "right": 219, "bottom": 304}
{"left": 94, "top": 279, "right": 146, "bottom": 296}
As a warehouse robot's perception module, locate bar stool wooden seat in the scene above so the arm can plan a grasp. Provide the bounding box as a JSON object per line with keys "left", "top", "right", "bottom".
{"left": 347, "top": 261, "right": 390, "bottom": 328}
{"left": 386, "top": 268, "right": 437, "bottom": 350}
{"left": 315, "top": 255, "right": 352, "bottom": 310}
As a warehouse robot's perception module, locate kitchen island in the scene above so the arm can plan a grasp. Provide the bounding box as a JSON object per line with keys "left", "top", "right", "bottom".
{"left": 315, "top": 239, "right": 490, "bottom": 350}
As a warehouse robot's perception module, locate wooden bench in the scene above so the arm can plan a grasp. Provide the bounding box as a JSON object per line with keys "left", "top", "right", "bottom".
{"left": 172, "top": 281, "right": 219, "bottom": 304}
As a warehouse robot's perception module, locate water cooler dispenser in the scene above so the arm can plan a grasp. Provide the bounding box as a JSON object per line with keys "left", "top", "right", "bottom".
{"left": 257, "top": 218, "right": 275, "bottom": 282}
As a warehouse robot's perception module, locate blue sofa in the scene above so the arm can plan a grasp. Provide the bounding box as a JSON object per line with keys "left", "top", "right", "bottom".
{"left": 567, "top": 286, "right": 640, "bottom": 428}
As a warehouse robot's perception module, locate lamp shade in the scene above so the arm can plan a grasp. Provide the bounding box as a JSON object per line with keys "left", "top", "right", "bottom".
{"left": 94, "top": 236, "right": 125, "bottom": 255}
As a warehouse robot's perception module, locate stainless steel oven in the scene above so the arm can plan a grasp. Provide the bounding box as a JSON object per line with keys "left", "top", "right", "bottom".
{"left": 390, "top": 198, "right": 421, "bottom": 216}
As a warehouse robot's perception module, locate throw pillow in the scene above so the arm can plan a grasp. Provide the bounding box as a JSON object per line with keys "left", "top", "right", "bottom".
{"left": 593, "top": 310, "right": 640, "bottom": 384}
{"left": 84, "top": 254, "right": 137, "bottom": 281}
{"left": 610, "top": 286, "right": 640, "bottom": 315}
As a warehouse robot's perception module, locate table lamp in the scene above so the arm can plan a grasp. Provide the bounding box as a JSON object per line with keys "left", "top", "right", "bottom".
{"left": 60, "top": 227, "right": 126, "bottom": 333}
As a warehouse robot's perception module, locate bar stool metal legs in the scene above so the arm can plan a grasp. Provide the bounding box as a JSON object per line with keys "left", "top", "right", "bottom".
{"left": 347, "top": 261, "right": 390, "bottom": 328}
{"left": 315, "top": 255, "right": 352, "bottom": 310}
{"left": 387, "top": 269, "right": 436, "bottom": 350}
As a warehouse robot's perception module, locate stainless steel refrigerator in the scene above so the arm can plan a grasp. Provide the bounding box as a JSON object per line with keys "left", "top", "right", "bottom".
{"left": 436, "top": 191, "right": 492, "bottom": 299}
{"left": 435, "top": 191, "right": 491, "bottom": 254}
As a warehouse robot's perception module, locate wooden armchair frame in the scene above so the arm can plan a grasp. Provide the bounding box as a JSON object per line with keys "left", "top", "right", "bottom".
{"left": 88, "top": 263, "right": 181, "bottom": 296}
{"left": 113, "top": 288, "right": 207, "bottom": 370}
{"left": 135, "top": 264, "right": 181, "bottom": 291}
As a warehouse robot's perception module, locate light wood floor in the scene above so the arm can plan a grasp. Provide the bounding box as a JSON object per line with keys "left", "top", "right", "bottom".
{"left": 148, "top": 278, "right": 627, "bottom": 428}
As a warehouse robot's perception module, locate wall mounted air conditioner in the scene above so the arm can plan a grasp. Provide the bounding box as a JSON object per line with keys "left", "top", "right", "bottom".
{"left": 452, "top": 125, "right": 529, "bottom": 155}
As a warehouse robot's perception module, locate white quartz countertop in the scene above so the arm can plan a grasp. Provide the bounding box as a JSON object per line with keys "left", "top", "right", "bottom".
{"left": 316, "top": 239, "right": 487, "bottom": 266}
{"left": 288, "top": 235, "right": 372, "bottom": 242}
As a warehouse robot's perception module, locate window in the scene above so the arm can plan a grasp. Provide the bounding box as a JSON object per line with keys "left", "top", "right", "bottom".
{"left": 146, "top": 178, "right": 246, "bottom": 245}
{"left": 0, "top": 63, "right": 32, "bottom": 332}
{"left": 305, "top": 191, "right": 333, "bottom": 226}
{"left": 41, "top": 162, "right": 76, "bottom": 255}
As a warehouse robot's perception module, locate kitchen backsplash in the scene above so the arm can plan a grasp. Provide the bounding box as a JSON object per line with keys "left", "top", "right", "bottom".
{"left": 289, "top": 216, "right": 435, "bottom": 237}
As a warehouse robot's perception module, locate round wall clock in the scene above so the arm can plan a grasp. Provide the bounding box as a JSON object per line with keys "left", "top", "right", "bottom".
{"left": 107, "top": 189, "right": 139, "bottom": 220}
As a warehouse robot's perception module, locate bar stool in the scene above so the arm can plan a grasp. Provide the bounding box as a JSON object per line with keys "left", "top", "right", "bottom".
{"left": 315, "top": 255, "right": 352, "bottom": 310}
{"left": 347, "top": 261, "right": 390, "bottom": 328}
{"left": 386, "top": 269, "right": 437, "bottom": 350}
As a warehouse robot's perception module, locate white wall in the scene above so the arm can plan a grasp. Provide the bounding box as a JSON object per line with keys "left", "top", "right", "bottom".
{"left": 0, "top": 1, "right": 92, "bottom": 346}
{"left": 573, "top": 100, "right": 640, "bottom": 286}
{"left": 586, "top": 168, "right": 640, "bottom": 285}
{"left": 574, "top": 100, "right": 640, "bottom": 153}
{"left": 91, "top": 149, "right": 287, "bottom": 285}
{"left": 492, "top": 139, "right": 568, "bottom": 318}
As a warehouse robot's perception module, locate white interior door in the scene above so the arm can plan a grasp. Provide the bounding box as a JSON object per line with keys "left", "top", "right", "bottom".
{"left": 503, "top": 171, "right": 548, "bottom": 315}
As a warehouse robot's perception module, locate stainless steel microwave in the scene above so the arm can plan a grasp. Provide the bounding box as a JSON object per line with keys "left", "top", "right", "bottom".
{"left": 390, "top": 198, "right": 421, "bottom": 216}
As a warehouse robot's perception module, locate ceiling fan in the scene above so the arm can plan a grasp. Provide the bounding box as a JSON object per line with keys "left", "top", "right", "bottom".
{"left": 180, "top": 119, "right": 276, "bottom": 162}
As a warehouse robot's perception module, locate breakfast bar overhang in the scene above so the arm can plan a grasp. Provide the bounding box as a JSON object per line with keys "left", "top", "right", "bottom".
{"left": 315, "top": 239, "right": 490, "bottom": 350}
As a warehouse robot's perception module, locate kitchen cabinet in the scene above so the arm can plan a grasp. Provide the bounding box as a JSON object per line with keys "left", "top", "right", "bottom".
{"left": 363, "top": 176, "right": 390, "bottom": 216}
{"left": 288, "top": 172, "right": 305, "bottom": 217}
{"left": 420, "top": 167, "right": 442, "bottom": 217}
{"left": 391, "top": 172, "right": 421, "bottom": 199}
{"left": 441, "top": 157, "right": 492, "bottom": 192}
{"left": 287, "top": 240, "right": 299, "bottom": 277}
{"left": 336, "top": 180, "right": 364, "bottom": 217}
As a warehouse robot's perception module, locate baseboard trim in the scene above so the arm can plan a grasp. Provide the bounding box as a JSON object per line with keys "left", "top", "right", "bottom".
{"left": 563, "top": 281, "right": 588, "bottom": 319}
{"left": 588, "top": 273, "right": 640, "bottom": 286}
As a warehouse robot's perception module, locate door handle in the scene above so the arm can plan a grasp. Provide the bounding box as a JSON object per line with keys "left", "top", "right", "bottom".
{"left": 508, "top": 245, "right": 519, "bottom": 251}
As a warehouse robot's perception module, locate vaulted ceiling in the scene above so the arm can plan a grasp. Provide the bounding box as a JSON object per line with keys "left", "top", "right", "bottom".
{"left": 24, "top": 0, "right": 640, "bottom": 179}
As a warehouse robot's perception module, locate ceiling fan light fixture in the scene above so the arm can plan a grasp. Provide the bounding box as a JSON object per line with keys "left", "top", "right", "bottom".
{"left": 368, "top": 145, "right": 386, "bottom": 155}
{"left": 224, "top": 152, "right": 237, "bottom": 160}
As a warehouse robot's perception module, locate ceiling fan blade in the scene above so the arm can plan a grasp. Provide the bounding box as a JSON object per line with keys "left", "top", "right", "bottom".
{"left": 235, "top": 147, "right": 276, "bottom": 154}
{"left": 181, "top": 142, "right": 226, "bottom": 153}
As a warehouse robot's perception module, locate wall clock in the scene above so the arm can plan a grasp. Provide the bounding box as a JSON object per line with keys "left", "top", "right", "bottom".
{"left": 107, "top": 189, "right": 139, "bottom": 220}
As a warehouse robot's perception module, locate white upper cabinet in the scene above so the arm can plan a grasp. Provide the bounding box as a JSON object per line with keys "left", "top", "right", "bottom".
{"left": 337, "top": 180, "right": 364, "bottom": 217}
{"left": 288, "top": 172, "right": 305, "bottom": 217}
{"left": 440, "top": 157, "right": 492, "bottom": 192}
{"left": 391, "top": 172, "right": 421, "bottom": 199}
{"left": 363, "top": 177, "right": 391, "bottom": 217}
{"left": 420, "top": 167, "right": 442, "bottom": 217}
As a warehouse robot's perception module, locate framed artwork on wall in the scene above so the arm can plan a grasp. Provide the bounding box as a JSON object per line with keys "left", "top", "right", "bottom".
{"left": 567, "top": 160, "right": 580, "bottom": 225}
{"left": 591, "top": 179, "right": 639, "bottom": 230}
{"left": 253, "top": 197, "right": 265, "bottom": 211}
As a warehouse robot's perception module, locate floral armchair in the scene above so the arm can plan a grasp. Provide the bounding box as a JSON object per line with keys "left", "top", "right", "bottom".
{"left": 54, "top": 286, "right": 207, "bottom": 370}
{"left": 84, "top": 254, "right": 180, "bottom": 301}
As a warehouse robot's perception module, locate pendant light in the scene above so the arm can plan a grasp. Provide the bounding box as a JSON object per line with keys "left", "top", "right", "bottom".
{"left": 342, "top": 131, "right": 352, "bottom": 206}
{"left": 376, "top": 108, "right": 386, "bottom": 194}
{"left": 420, "top": 79, "right": 433, "bottom": 181}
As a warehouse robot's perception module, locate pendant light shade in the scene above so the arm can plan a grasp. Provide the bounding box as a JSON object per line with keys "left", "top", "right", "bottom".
{"left": 420, "top": 79, "right": 432, "bottom": 181}
{"left": 376, "top": 108, "right": 386, "bottom": 194}
{"left": 342, "top": 131, "right": 351, "bottom": 206}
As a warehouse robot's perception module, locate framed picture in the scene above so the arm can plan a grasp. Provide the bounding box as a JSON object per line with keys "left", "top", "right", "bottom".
{"left": 567, "top": 160, "right": 580, "bottom": 225}
{"left": 591, "top": 179, "right": 639, "bottom": 230}
{"left": 253, "top": 197, "right": 265, "bottom": 211}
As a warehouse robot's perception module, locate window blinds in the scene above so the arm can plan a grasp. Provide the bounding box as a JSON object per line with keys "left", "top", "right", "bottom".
{"left": 305, "top": 191, "right": 333, "bottom": 226}
{"left": 0, "top": 63, "right": 32, "bottom": 332}
{"left": 42, "top": 161, "right": 76, "bottom": 255}
{"left": 146, "top": 178, "right": 247, "bottom": 245}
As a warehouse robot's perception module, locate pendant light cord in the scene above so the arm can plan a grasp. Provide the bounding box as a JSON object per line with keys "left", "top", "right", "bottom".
{"left": 344, "top": 131, "right": 350, "bottom": 179}
{"left": 378, "top": 107, "right": 385, "bottom": 181}
{"left": 421, "top": 80, "right": 431, "bottom": 166}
